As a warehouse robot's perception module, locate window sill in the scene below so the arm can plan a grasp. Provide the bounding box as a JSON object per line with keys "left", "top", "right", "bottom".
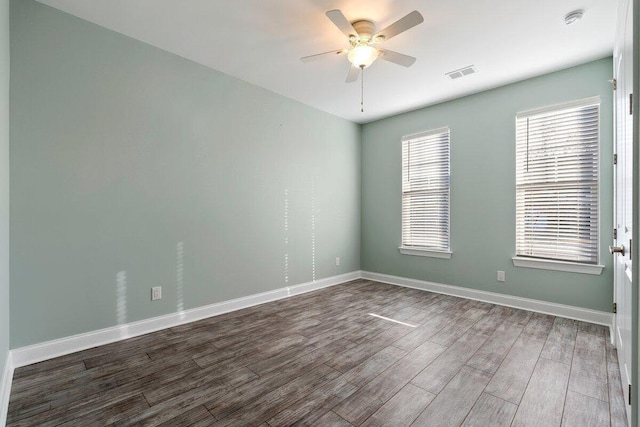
{"left": 512, "top": 257, "right": 604, "bottom": 275}
{"left": 399, "top": 246, "right": 452, "bottom": 259}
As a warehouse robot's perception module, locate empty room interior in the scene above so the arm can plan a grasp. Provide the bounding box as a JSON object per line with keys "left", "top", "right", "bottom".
{"left": 0, "top": 0, "right": 639, "bottom": 426}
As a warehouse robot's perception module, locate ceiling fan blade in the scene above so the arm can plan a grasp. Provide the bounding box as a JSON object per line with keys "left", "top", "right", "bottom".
{"left": 373, "top": 11, "right": 424, "bottom": 41}
{"left": 300, "top": 49, "right": 346, "bottom": 63}
{"left": 326, "top": 9, "right": 357, "bottom": 39}
{"left": 346, "top": 65, "right": 360, "bottom": 83}
{"left": 378, "top": 49, "right": 416, "bottom": 67}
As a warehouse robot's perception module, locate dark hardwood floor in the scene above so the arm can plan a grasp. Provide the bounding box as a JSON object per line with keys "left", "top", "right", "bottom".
{"left": 6, "top": 280, "right": 628, "bottom": 426}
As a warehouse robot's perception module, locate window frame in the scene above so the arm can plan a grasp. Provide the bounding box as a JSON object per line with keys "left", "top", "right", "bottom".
{"left": 512, "top": 96, "right": 604, "bottom": 275}
{"left": 399, "top": 126, "right": 452, "bottom": 259}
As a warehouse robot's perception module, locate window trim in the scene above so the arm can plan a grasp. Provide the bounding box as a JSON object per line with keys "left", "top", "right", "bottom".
{"left": 512, "top": 256, "right": 604, "bottom": 275}
{"left": 514, "top": 96, "right": 602, "bottom": 269}
{"left": 516, "top": 96, "right": 601, "bottom": 119}
{"left": 400, "top": 126, "right": 452, "bottom": 258}
{"left": 399, "top": 246, "right": 453, "bottom": 259}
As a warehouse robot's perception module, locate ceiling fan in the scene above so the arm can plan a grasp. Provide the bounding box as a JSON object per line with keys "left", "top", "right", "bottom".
{"left": 300, "top": 9, "right": 424, "bottom": 111}
{"left": 301, "top": 9, "right": 424, "bottom": 79}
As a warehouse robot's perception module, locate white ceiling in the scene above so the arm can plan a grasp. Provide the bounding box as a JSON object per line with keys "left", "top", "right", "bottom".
{"left": 36, "top": 0, "right": 617, "bottom": 124}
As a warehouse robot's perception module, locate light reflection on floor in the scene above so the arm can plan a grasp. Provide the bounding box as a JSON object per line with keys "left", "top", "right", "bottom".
{"left": 368, "top": 312, "right": 418, "bottom": 328}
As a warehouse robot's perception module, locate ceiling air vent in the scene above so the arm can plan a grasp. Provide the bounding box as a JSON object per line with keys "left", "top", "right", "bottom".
{"left": 446, "top": 65, "right": 476, "bottom": 80}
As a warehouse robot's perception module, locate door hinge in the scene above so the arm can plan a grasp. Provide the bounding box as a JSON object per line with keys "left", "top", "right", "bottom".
{"left": 629, "top": 384, "right": 632, "bottom": 405}
{"left": 613, "top": 302, "right": 617, "bottom": 313}
{"left": 614, "top": 154, "right": 618, "bottom": 165}
{"left": 630, "top": 239, "right": 633, "bottom": 261}
{"left": 609, "top": 78, "right": 617, "bottom": 90}
{"left": 614, "top": 228, "right": 618, "bottom": 239}
{"left": 630, "top": 93, "right": 634, "bottom": 115}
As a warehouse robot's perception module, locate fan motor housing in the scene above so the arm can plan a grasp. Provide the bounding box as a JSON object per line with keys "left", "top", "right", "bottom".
{"left": 352, "top": 20, "right": 376, "bottom": 42}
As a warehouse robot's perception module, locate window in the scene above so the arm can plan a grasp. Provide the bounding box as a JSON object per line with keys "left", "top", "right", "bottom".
{"left": 400, "top": 127, "right": 451, "bottom": 258}
{"left": 514, "top": 97, "right": 604, "bottom": 274}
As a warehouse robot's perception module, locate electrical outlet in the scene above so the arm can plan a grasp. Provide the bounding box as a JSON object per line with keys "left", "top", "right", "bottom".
{"left": 335, "top": 257, "right": 340, "bottom": 266}
{"left": 497, "top": 271, "right": 505, "bottom": 282}
{"left": 151, "top": 286, "right": 162, "bottom": 301}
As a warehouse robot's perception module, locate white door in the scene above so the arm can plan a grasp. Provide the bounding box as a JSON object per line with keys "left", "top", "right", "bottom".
{"left": 613, "top": 0, "right": 633, "bottom": 423}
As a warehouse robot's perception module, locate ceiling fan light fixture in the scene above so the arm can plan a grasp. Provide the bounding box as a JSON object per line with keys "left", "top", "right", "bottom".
{"left": 347, "top": 44, "right": 379, "bottom": 69}
{"left": 301, "top": 9, "right": 424, "bottom": 112}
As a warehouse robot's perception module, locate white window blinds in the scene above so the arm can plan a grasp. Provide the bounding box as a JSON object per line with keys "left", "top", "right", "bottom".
{"left": 515, "top": 97, "right": 600, "bottom": 264}
{"left": 402, "top": 127, "right": 450, "bottom": 251}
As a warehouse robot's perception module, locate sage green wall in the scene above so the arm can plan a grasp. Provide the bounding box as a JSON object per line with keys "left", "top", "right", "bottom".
{"left": 10, "top": 0, "right": 360, "bottom": 347}
{"left": 0, "top": 0, "right": 9, "bottom": 382}
{"left": 361, "top": 58, "right": 613, "bottom": 312}
{"left": 7, "top": 0, "right": 616, "bottom": 351}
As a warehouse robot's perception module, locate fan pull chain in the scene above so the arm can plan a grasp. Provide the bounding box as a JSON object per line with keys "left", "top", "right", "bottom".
{"left": 361, "top": 65, "right": 365, "bottom": 112}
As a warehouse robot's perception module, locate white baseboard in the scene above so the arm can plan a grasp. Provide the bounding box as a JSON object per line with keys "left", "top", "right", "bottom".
{"left": 8, "top": 269, "right": 613, "bottom": 371}
{"left": 0, "top": 351, "right": 13, "bottom": 427}
{"left": 1, "top": 269, "right": 614, "bottom": 424}
{"left": 10, "top": 271, "right": 361, "bottom": 369}
{"left": 361, "top": 271, "right": 613, "bottom": 327}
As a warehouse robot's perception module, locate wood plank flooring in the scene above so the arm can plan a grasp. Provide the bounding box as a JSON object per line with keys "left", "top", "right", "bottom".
{"left": 6, "top": 279, "right": 628, "bottom": 426}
